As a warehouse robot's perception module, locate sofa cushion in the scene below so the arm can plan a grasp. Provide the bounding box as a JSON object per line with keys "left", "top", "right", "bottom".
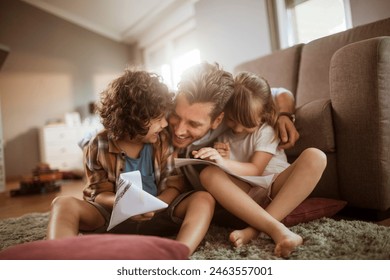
{"left": 0, "top": 234, "right": 189, "bottom": 260}
{"left": 234, "top": 44, "right": 303, "bottom": 95}
{"left": 297, "top": 17, "right": 390, "bottom": 107}
{"left": 286, "top": 98, "right": 335, "bottom": 157}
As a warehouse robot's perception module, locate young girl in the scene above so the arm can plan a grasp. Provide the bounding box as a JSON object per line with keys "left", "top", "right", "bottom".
{"left": 47, "top": 69, "right": 215, "bottom": 256}
{"left": 193, "top": 72, "right": 327, "bottom": 258}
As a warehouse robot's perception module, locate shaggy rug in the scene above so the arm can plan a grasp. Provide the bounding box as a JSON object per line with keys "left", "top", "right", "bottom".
{"left": 1, "top": 212, "right": 389, "bottom": 260}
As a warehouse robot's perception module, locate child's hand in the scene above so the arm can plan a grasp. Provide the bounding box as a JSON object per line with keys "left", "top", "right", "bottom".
{"left": 130, "top": 211, "right": 155, "bottom": 222}
{"left": 192, "top": 147, "right": 224, "bottom": 164}
{"left": 214, "top": 142, "right": 230, "bottom": 159}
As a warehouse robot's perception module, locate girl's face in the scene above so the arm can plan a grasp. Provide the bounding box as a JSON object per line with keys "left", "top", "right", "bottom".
{"left": 141, "top": 115, "right": 168, "bottom": 143}
{"left": 226, "top": 117, "right": 259, "bottom": 136}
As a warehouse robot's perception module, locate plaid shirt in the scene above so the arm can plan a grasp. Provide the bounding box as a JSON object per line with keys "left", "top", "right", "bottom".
{"left": 82, "top": 129, "right": 183, "bottom": 201}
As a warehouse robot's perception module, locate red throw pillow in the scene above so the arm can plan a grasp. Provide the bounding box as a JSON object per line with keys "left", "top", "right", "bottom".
{"left": 0, "top": 234, "right": 189, "bottom": 260}
{"left": 282, "top": 197, "right": 347, "bottom": 227}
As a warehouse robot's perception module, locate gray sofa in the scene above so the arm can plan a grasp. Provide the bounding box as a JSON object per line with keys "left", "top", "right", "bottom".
{"left": 234, "top": 18, "right": 390, "bottom": 219}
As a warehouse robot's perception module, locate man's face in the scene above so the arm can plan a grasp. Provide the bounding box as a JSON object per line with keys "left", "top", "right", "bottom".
{"left": 168, "top": 95, "right": 222, "bottom": 149}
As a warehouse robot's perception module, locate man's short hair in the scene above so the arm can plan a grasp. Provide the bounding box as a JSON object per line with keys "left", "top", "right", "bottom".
{"left": 177, "top": 62, "right": 234, "bottom": 121}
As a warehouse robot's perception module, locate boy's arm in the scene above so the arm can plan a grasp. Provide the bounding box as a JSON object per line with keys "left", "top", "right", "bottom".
{"left": 157, "top": 174, "right": 185, "bottom": 204}
{"left": 130, "top": 175, "right": 185, "bottom": 222}
{"left": 82, "top": 134, "right": 116, "bottom": 203}
{"left": 94, "top": 191, "right": 115, "bottom": 211}
{"left": 158, "top": 188, "right": 181, "bottom": 204}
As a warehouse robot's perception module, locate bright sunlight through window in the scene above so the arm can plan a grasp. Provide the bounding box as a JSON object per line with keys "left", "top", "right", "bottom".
{"left": 286, "top": 0, "right": 351, "bottom": 45}
{"left": 172, "top": 49, "right": 200, "bottom": 90}
{"left": 156, "top": 49, "right": 200, "bottom": 91}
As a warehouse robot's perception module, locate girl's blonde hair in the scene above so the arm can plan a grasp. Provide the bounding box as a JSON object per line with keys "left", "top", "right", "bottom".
{"left": 226, "top": 71, "right": 278, "bottom": 136}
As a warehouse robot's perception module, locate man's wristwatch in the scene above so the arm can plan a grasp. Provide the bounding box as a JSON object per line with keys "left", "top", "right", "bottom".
{"left": 278, "top": 112, "right": 296, "bottom": 123}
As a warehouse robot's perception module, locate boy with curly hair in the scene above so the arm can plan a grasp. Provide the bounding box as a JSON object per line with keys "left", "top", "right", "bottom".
{"left": 47, "top": 69, "right": 215, "bottom": 255}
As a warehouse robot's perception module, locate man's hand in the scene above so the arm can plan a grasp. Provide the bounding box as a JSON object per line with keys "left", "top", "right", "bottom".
{"left": 278, "top": 115, "right": 299, "bottom": 150}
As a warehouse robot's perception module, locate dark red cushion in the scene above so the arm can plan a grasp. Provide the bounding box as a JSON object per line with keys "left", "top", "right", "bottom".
{"left": 213, "top": 197, "right": 347, "bottom": 229}
{"left": 0, "top": 234, "right": 189, "bottom": 260}
{"left": 282, "top": 197, "right": 347, "bottom": 227}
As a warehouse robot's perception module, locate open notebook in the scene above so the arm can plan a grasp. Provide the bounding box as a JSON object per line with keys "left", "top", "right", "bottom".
{"left": 107, "top": 171, "right": 168, "bottom": 231}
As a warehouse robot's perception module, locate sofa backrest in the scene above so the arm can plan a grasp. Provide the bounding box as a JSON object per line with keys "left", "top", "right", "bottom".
{"left": 234, "top": 44, "right": 303, "bottom": 96}
{"left": 296, "top": 17, "right": 390, "bottom": 107}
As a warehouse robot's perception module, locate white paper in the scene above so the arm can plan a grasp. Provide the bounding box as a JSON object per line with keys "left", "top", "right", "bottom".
{"left": 107, "top": 170, "right": 168, "bottom": 231}
{"left": 174, "top": 158, "right": 275, "bottom": 187}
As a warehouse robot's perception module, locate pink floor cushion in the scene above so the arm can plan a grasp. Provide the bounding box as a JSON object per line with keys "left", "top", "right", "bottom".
{"left": 282, "top": 197, "right": 347, "bottom": 227}
{"left": 0, "top": 234, "right": 189, "bottom": 260}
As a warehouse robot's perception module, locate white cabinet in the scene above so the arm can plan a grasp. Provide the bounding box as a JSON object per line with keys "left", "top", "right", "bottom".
{"left": 39, "top": 125, "right": 87, "bottom": 171}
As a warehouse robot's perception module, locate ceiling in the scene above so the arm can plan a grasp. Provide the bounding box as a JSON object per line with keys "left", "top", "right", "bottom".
{"left": 22, "top": 0, "right": 196, "bottom": 45}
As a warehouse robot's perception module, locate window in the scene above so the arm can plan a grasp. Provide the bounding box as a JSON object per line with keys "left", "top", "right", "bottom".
{"left": 172, "top": 49, "right": 200, "bottom": 89}
{"left": 144, "top": 29, "right": 200, "bottom": 91}
{"left": 274, "top": 0, "right": 352, "bottom": 48}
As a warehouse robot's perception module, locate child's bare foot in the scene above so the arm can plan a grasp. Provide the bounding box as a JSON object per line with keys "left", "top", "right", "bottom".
{"left": 229, "top": 227, "right": 259, "bottom": 247}
{"left": 274, "top": 231, "right": 303, "bottom": 258}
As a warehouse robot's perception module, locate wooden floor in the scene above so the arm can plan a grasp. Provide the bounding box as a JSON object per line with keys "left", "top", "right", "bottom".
{"left": 1, "top": 178, "right": 389, "bottom": 226}
{"left": 0, "top": 179, "right": 84, "bottom": 219}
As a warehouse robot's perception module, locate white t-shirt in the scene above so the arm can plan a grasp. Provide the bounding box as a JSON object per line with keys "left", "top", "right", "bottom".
{"left": 218, "top": 123, "right": 290, "bottom": 175}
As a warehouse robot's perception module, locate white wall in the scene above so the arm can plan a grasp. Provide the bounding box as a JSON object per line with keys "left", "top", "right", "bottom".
{"left": 350, "top": 0, "right": 390, "bottom": 26}
{"left": 0, "top": 0, "right": 135, "bottom": 180}
{"left": 194, "top": 0, "right": 272, "bottom": 72}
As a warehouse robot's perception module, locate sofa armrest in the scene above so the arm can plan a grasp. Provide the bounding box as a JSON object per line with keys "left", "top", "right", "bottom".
{"left": 330, "top": 36, "right": 390, "bottom": 210}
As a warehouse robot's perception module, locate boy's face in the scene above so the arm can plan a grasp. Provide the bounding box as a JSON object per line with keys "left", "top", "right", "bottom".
{"left": 142, "top": 115, "right": 168, "bottom": 144}
{"left": 168, "top": 95, "right": 223, "bottom": 149}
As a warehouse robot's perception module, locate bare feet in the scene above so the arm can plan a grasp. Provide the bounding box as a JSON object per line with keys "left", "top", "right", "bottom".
{"left": 230, "top": 226, "right": 303, "bottom": 258}
{"left": 274, "top": 231, "right": 303, "bottom": 258}
{"left": 229, "top": 227, "right": 259, "bottom": 247}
